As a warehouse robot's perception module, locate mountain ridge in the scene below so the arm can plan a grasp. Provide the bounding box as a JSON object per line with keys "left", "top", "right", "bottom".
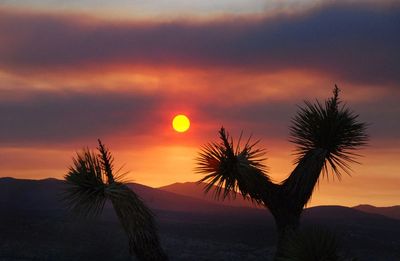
{"left": 0, "top": 177, "right": 398, "bottom": 219}
{"left": 158, "top": 181, "right": 261, "bottom": 209}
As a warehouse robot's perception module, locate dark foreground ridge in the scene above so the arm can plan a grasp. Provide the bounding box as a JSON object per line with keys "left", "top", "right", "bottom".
{"left": 0, "top": 177, "right": 399, "bottom": 260}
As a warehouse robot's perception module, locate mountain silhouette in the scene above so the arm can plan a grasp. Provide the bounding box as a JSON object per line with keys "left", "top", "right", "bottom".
{"left": 158, "top": 181, "right": 261, "bottom": 209}
{"left": 354, "top": 204, "right": 400, "bottom": 220}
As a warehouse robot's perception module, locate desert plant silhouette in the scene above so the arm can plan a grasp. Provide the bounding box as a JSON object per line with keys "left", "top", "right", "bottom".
{"left": 275, "top": 226, "right": 355, "bottom": 261}
{"left": 64, "top": 140, "right": 168, "bottom": 261}
{"left": 196, "top": 86, "right": 368, "bottom": 249}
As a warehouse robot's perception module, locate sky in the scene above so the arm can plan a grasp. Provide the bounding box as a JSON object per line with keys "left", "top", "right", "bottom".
{"left": 0, "top": 0, "right": 399, "bottom": 207}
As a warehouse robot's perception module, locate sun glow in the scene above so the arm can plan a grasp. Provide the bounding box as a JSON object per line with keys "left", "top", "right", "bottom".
{"left": 172, "top": 114, "right": 190, "bottom": 133}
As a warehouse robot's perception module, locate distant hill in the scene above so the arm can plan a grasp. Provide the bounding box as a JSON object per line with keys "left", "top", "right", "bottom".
{"left": 127, "top": 182, "right": 268, "bottom": 219}
{"left": 0, "top": 177, "right": 64, "bottom": 212}
{"left": 0, "top": 177, "right": 267, "bottom": 218}
{"left": 353, "top": 204, "right": 400, "bottom": 220}
{"left": 1, "top": 177, "right": 398, "bottom": 220}
{"left": 158, "top": 181, "right": 261, "bottom": 209}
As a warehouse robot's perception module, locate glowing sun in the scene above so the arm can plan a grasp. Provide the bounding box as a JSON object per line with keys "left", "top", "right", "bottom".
{"left": 172, "top": 114, "right": 190, "bottom": 133}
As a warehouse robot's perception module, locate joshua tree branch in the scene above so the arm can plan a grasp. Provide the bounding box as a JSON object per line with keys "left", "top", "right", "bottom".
{"left": 197, "top": 127, "right": 276, "bottom": 205}
{"left": 280, "top": 148, "right": 327, "bottom": 212}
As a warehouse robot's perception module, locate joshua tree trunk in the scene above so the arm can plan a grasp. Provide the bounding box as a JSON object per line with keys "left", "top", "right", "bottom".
{"left": 110, "top": 188, "right": 168, "bottom": 261}
{"left": 275, "top": 149, "right": 326, "bottom": 227}
{"left": 263, "top": 149, "right": 327, "bottom": 251}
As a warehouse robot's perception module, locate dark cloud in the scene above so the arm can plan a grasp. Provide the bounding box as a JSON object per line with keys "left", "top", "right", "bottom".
{"left": 352, "top": 95, "right": 400, "bottom": 141}
{"left": 197, "top": 89, "right": 400, "bottom": 144}
{"left": 0, "top": 86, "right": 398, "bottom": 148}
{"left": 197, "top": 99, "right": 294, "bottom": 138}
{"left": 0, "top": 88, "right": 293, "bottom": 146}
{"left": 0, "top": 2, "right": 399, "bottom": 85}
{"left": 0, "top": 90, "right": 163, "bottom": 146}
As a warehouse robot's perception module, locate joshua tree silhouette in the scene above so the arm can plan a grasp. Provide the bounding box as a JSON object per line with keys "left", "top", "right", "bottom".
{"left": 196, "top": 86, "right": 368, "bottom": 245}
{"left": 64, "top": 140, "right": 168, "bottom": 261}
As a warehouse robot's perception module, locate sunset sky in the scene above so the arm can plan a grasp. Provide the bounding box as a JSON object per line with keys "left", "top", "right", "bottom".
{"left": 0, "top": 0, "right": 399, "bottom": 207}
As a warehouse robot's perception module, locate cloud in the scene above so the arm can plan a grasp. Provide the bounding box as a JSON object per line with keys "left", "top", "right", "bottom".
{"left": 2, "top": 86, "right": 397, "bottom": 148}
{"left": 197, "top": 89, "right": 400, "bottom": 144}
{"left": 0, "top": 87, "right": 293, "bottom": 147}
{"left": 0, "top": 1, "right": 399, "bottom": 85}
{"left": 0, "top": 89, "right": 163, "bottom": 146}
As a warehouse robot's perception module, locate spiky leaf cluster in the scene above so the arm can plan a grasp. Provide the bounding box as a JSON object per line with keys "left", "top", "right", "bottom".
{"left": 290, "top": 86, "right": 368, "bottom": 179}
{"left": 196, "top": 127, "right": 270, "bottom": 203}
{"left": 64, "top": 148, "right": 108, "bottom": 217}
{"left": 64, "top": 140, "right": 129, "bottom": 216}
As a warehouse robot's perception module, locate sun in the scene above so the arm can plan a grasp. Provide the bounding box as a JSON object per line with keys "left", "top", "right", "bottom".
{"left": 172, "top": 114, "right": 190, "bottom": 133}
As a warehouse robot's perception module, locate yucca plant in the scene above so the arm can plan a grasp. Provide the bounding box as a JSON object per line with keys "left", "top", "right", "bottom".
{"left": 64, "top": 140, "right": 168, "bottom": 261}
{"left": 196, "top": 86, "right": 368, "bottom": 244}
{"left": 275, "top": 226, "right": 355, "bottom": 261}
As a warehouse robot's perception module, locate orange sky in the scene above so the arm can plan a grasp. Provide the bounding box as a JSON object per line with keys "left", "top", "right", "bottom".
{"left": 0, "top": 1, "right": 399, "bottom": 207}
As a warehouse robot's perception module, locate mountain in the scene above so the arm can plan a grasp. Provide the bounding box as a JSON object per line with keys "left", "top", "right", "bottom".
{"left": 158, "top": 181, "right": 261, "bottom": 209}
{"left": 0, "top": 177, "right": 240, "bottom": 212}
{"left": 159, "top": 182, "right": 400, "bottom": 221}
{"left": 127, "top": 182, "right": 270, "bottom": 222}
{"left": 0, "top": 177, "right": 64, "bottom": 212}
{"left": 0, "top": 177, "right": 268, "bottom": 220}
{"left": 353, "top": 204, "right": 400, "bottom": 220}
{"left": 0, "top": 177, "right": 399, "bottom": 261}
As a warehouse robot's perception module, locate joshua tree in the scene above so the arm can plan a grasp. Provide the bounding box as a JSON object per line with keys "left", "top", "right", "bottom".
{"left": 64, "top": 140, "right": 168, "bottom": 261}
{"left": 196, "top": 86, "right": 368, "bottom": 243}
